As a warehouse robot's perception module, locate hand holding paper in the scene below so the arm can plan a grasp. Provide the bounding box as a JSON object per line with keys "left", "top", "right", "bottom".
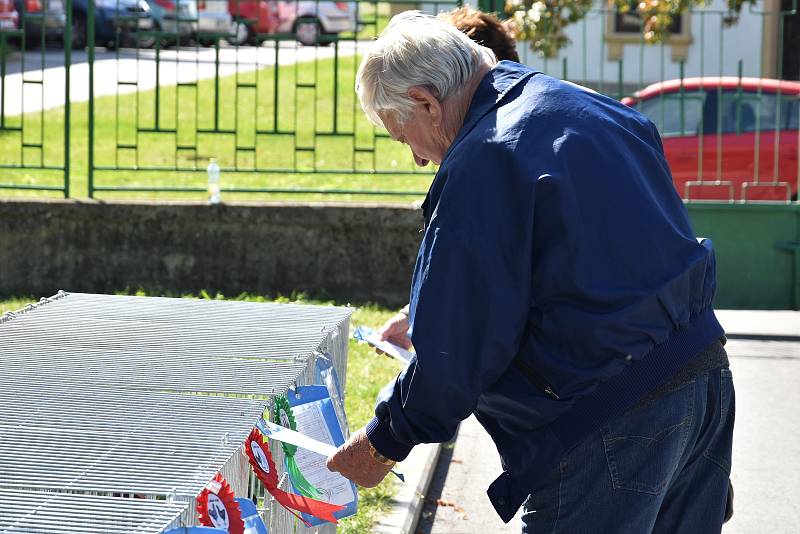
{"left": 257, "top": 417, "right": 405, "bottom": 483}
{"left": 326, "top": 427, "right": 395, "bottom": 489}
{"left": 353, "top": 326, "right": 416, "bottom": 364}
{"left": 377, "top": 311, "right": 413, "bottom": 349}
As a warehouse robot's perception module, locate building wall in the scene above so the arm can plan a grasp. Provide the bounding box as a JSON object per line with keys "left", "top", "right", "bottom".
{"left": 515, "top": 0, "right": 767, "bottom": 88}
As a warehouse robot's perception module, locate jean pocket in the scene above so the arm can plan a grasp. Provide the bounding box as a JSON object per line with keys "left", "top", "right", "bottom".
{"left": 602, "top": 381, "right": 695, "bottom": 495}
{"left": 703, "top": 368, "right": 735, "bottom": 474}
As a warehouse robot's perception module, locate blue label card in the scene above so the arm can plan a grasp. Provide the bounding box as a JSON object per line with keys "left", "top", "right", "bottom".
{"left": 235, "top": 497, "right": 269, "bottom": 534}
{"left": 313, "top": 353, "right": 349, "bottom": 436}
{"left": 287, "top": 385, "right": 359, "bottom": 526}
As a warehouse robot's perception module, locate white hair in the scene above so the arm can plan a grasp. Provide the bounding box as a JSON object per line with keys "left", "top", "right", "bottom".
{"left": 355, "top": 11, "right": 497, "bottom": 127}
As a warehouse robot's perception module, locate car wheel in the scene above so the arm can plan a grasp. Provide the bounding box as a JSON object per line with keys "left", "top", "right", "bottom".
{"left": 226, "top": 20, "right": 251, "bottom": 46}
{"left": 150, "top": 22, "right": 172, "bottom": 49}
{"left": 294, "top": 17, "right": 320, "bottom": 46}
{"left": 136, "top": 27, "right": 157, "bottom": 49}
{"left": 71, "top": 13, "right": 87, "bottom": 50}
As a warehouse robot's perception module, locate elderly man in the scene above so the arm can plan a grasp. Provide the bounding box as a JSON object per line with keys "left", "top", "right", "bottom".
{"left": 327, "top": 12, "right": 734, "bottom": 533}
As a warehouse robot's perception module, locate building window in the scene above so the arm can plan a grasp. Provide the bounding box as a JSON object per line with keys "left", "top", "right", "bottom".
{"left": 605, "top": 2, "right": 692, "bottom": 62}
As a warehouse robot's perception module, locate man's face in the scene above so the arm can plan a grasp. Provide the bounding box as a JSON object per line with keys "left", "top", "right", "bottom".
{"left": 379, "top": 105, "right": 445, "bottom": 167}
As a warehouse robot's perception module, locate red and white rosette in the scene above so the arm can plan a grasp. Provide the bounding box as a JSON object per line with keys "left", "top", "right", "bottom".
{"left": 196, "top": 472, "right": 245, "bottom": 534}
{"left": 244, "top": 427, "right": 345, "bottom": 525}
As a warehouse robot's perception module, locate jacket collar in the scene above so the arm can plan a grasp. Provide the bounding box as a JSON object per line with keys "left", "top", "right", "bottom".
{"left": 448, "top": 61, "right": 538, "bottom": 152}
{"left": 421, "top": 62, "right": 539, "bottom": 220}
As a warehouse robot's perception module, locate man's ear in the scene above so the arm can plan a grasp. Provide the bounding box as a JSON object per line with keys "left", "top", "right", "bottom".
{"left": 407, "top": 86, "right": 442, "bottom": 127}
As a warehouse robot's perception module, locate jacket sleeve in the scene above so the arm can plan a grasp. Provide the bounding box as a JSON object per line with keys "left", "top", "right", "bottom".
{"left": 366, "top": 144, "right": 538, "bottom": 460}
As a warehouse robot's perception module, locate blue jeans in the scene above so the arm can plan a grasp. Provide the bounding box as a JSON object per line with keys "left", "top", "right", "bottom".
{"left": 521, "top": 367, "right": 735, "bottom": 534}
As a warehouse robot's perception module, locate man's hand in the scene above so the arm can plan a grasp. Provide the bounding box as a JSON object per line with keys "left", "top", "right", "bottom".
{"left": 377, "top": 312, "right": 412, "bottom": 350}
{"left": 326, "top": 427, "right": 393, "bottom": 488}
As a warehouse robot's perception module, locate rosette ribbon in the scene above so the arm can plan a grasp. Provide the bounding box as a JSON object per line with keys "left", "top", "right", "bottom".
{"left": 196, "top": 473, "right": 245, "bottom": 534}
{"left": 244, "top": 427, "right": 345, "bottom": 525}
{"left": 273, "top": 395, "right": 322, "bottom": 499}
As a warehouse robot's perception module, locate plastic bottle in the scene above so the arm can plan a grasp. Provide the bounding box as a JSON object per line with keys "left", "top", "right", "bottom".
{"left": 207, "top": 158, "right": 221, "bottom": 205}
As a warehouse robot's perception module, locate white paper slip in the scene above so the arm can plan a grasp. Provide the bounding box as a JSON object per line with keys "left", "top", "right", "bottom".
{"left": 256, "top": 418, "right": 338, "bottom": 457}
{"left": 364, "top": 333, "right": 415, "bottom": 364}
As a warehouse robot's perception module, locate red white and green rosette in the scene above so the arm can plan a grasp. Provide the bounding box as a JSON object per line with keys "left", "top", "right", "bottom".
{"left": 196, "top": 473, "right": 245, "bottom": 534}
{"left": 244, "top": 427, "right": 345, "bottom": 525}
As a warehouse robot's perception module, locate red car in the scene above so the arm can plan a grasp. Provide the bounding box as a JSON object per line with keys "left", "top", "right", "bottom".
{"left": 623, "top": 78, "right": 800, "bottom": 201}
{"left": 226, "top": 0, "right": 278, "bottom": 45}
{"left": 0, "top": 0, "right": 17, "bottom": 31}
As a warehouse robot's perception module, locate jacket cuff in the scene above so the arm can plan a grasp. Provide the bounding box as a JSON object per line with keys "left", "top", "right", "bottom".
{"left": 365, "top": 416, "right": 413, "bottom": 462}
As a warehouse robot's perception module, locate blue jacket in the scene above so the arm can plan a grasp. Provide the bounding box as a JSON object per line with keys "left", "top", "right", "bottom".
{"left": 365, "top": 62, "right": 724, "bottom": 521}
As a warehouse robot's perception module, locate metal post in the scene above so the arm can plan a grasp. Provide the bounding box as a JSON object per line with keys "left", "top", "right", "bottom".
{"left": 155, "top": 40, "right": 161, "bottom": 130}
{"left": 273, "top": 40, "right": 280, "bottom": 132}
{"left": 88, "top": 0, "right": 95, "bottom": 197}
{"left": 215, "top": 38, "right": 220, "bottom": 131}
{"left": 0, "top": 33, "right": 6, "bottom": 130}
{"left": 64, "top": 0, "right": 72, "bottom": 198}
{"left": 679, "top": 61, "right": 685, "bottom": 135}
{"left": 333, "top": 41, "right": 339, "bottom": 133}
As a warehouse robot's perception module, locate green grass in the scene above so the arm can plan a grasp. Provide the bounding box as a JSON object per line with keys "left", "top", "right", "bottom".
{"left": 0, "top": 38, "right": 434, "bottom": 203}
{"left": 0, "top": 292, "right": 404, "bottom": 533}
{"left": 0, "top": 297, "right": 37, "bottom": 315}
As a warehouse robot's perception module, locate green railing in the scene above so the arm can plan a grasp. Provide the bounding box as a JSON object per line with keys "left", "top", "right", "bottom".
{"left": 0, "top": 1, "right": 797, "bottom": 202}
{"left": 0, "top": 0, "right": 72, "bottom": 197}
{"left": 85, "top": 0, "right": 461, "bottom": 200}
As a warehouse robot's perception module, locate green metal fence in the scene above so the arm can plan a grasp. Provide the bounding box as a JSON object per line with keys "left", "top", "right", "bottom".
{"left": 0, "top": 0, "right": 71, "bottom": 197}
{"left": 0, "top": 0, "right": 797, "bottom": 201}
{"left": 84, "top": 0, "right": 461, "bottom": 200}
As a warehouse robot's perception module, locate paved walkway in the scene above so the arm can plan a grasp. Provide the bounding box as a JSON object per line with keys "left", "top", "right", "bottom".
{"left": 415, "top": 310, "right": 800, "bottom": 533}
{"left": 0, "top": 42, "right": 360, "bottom": 116}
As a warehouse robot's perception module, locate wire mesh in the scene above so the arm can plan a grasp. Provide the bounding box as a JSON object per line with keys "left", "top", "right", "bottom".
{"left": 0, "top": 490, "right": 188, "bottom": 533}
{"left": 0, "top": 291, "right": 352, "bottom": 533}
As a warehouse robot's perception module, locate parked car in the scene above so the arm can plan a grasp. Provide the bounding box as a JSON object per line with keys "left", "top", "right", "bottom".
{"left": 195, "top": 0, "right": 231, "bottom": 45}
{"left": 278, "top": 1, "right": 356, "bottom": 46}
{"left": 227, "top": 0, "right": 355, "bottom": 46}
{"left": 13, "top": 0, "right": 66, "bottom": 46}
{"left": 70, "top": 0, "right": 155, "bottom": 49}
{"left": 623, "top": 77, "right": 800, "bottom": 201}
{"left": 0, "top": 0, "right": 19, "bottom": 32}
{"left": 144, "top": 0, "right": 196, "bottom": 45}
{"left": 226, "top": 0, "right": 277, "bottom": 45}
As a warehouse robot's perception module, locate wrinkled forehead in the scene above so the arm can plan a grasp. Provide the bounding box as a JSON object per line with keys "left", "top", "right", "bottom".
{"left": 377, "top": 110, "right": 402, "bottom": 138}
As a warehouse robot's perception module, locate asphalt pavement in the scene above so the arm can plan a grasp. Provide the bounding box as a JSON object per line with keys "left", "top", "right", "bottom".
{"left": 413, "top": 310, "right": 800, "bottom": 534}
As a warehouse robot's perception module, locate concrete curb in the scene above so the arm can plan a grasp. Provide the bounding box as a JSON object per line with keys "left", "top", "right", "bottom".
{"left": 373, "top": 441, "right": 443, "bottom": 534}
{"left": 716, "top": 309, "right": 800, "bottom": 340}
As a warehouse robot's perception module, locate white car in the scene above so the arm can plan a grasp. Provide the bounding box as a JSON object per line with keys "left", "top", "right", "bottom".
{"left": 276, "top": 1, "right": 357, "bottom": 46}
{"left": 196, "top": 0, "right": 231, "bottom": 45}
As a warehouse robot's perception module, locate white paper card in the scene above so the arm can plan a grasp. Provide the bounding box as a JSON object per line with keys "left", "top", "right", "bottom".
{"left": 256, "top": 419, "right": 337, "bottom": 457}
{"left": 363, "top": 332, "right": 416, "bottom": 364}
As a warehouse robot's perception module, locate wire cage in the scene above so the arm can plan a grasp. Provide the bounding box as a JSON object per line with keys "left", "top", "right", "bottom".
{"left": 0, "top": 292, "right": 353, "bottom": 533}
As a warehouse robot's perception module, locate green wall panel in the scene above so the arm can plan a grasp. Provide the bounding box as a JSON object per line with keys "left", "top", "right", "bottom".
{"left": 688, "top": 204, "right": 800, "bottom": 310}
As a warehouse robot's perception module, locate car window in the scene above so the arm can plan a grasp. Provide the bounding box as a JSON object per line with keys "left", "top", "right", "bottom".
{"left": 639, "top": 91, "right": 705, "bottom": 137}
{"left": 780, "top": 94, "right": 798, "bottom": 130}
{"left": 720, "top": 90, "right": 799, "bottom": 133}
